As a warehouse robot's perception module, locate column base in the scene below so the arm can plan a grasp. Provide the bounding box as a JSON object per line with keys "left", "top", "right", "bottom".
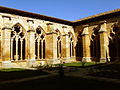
{"left": 100, "top": 58, "right": 107, "bottom": 63}
{"left": 82, "top": 57, "right": 91, "bottom": 62}
{"left": 61, "top": 57, "right": 71, "bottom": 63}
{"left": 2, "top": 61, "right": 11, "bottom": 68}
{"left": 27, "top": 59, "right": 36, "bottom": 67}
{"left": 47, "top": 59, "right": 60, "bottom": 64}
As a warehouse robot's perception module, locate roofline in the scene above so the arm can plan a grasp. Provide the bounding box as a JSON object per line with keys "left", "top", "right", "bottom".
{"left": 72, "top": 8, "right": 120, "bottom": 26}
{"left": 0, "top": 6, "right": 120, "bottom": 26}
{"left": 0, "top": 6, "right": 73, "bottom": 25}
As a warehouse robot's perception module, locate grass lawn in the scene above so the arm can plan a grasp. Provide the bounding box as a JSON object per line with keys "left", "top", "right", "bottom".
{"left": 0, "top": 76, "right": 120, "bottom": 90}
{"left": 56, "top": 62, "right": 99, "bottom": 67}
{"left": 0, "top": 68, "right": 49, "bottom": 81}
{"left": 0, "top": 68, "right": 27, "bottom": 72}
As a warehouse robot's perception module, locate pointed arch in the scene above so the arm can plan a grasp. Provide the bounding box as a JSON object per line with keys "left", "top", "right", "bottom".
{"left": 35, "top": 25, "right": 46, "bottom": 60}
{"left": 55, "top": 29, "right": 62, "bottom": 58}
{"left": 10, "top": 22, "right": 26, "bottom": 61}
{"left": 55, "top": 29, "right": 62, "bottom": 36}
{"left": 68, "top": 31, "right": 75, "bottom": 40}
{"left": 36, "top": 25, "right": 46, "bottom": 35}
{"left": 68, "top": 31, "right": 74, "bottom": 57}
{"left": 109, "top": 23, "right": 120, "bottom": 61}
{"left": 12, "top": 23, "right": 26, "bottom": 32}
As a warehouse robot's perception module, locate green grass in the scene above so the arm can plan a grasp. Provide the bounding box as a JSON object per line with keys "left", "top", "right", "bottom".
{"left": 55, "top": 62, "right": 99, "bottom": 67}
{"left": 0, "top": 68, "right": 27, "bottom": 72}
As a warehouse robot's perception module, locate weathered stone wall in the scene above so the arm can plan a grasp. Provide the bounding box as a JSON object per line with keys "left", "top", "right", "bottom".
{"left": 0, "top": 12, "right": 75, "bottom": 68}
{"left": 74, "top": 16, "right": 120, "bottom": 62}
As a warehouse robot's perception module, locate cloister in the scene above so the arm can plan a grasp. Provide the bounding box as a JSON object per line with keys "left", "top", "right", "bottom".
{"left": 0, "top": 6, "right": 120, "bottom": 68}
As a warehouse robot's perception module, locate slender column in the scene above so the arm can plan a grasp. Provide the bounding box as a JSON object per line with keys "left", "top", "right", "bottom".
{"left": 37, "top": 39, "right": 40, "bottom": 59}
{"left": 16, "top": 36, "right": 18, "bottom": 61}
{"left": 70, "top": 41, "right": 72, "bottom": 57}
{"left": 11, "top": 39, "right": 13, "bottom": 60}
{"left": 99, "top": 22, "right": 108, "bottom": 63}
{"left": 82, "top": 26, "right": 91, "bottom": 62}
{"left": 59, "top": 41, "right": 61, "bottom": 58}
{"left": 25, "top": 37, "right": 27, "bottom": 60}
{"left": 58, "top": 41, "right": 60, "bottom": 58}
{"left": 20, "top": 39, "right": 23, "bottom": 60}
{"left": 72, "top": 41, "right": 75, "bottom": 56}
{"left": 41, "top": 40, "right": 43, "bottom": 59}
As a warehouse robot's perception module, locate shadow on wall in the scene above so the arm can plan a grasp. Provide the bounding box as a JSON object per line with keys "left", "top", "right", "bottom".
{"left": 75, "top": 31, "right": 83, "bottom": 61}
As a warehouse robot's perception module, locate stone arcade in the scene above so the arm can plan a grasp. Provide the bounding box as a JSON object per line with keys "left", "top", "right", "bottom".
{"left": 0, "top": 6, "right": 120, "bottom": 68}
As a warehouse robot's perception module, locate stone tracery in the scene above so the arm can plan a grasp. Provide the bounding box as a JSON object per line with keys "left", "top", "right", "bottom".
{"left": 11, "top": 23, "right": 26, "bottom": 61}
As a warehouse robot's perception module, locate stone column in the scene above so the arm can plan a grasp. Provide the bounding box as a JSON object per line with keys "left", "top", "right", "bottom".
{"left": 99, "top": 22, "right": 108, "bottom": 63}
{"left": 1, "top": 16, "right": 11, "bottom": 68}
{"left": 27, "top": 20, "right": 36, "bottom": 66}
{"left": 61, "top": 34, "right": 70, "bottom": 61}
{"left": 82, "top": 26, "right": 91, "bottom": 62}
{"left": 46, "top": 32, "right": 59, "bottom": 64}
{"left": 41, "top": 40, "right": 43, "bottom": 59}
{"left": 20, "top": 40, "right": 23, "bottom": 60}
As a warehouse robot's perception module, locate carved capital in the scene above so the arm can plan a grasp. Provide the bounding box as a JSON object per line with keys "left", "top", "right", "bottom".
{"left": 99, "top": 22, "right": 107, "bottom": 33}
{"left": 81, "top": 26, "right": 89, "bottom": 36}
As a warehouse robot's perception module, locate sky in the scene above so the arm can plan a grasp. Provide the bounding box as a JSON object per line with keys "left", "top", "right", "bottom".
{"left": 0, "top": 0, "right": 120, "bottom": 21}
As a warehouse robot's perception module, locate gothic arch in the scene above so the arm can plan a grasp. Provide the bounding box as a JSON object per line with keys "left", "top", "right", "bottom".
{"left": 75, "top": 31, "right": 83, "bottom": 60}
{"left": 90, "top": 27, "right": 100, "bottom": 61}
{"left": 11, "top": 23, "right": 26, "bottom": 61}
{"left": 109, "top": 23, "right": 120, "bottom": 61}
{"left": 35, "top": 26, "right": 46, "bottom": 59}
{"left": 68, "top": 31, "right": 74, "bottom": 57}
{"left": 36, "top": 25, "right": 46, "bottom": 34}
{"left": 56, "top": 29, "right": 62, "bottom": 58}
{"left": 11, "top": 22, "right": 27, "bottom": 31}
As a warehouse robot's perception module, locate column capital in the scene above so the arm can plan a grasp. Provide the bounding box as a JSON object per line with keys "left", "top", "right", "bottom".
{"left": 81, "top": 26, "right": 89, "bottom": 36}
{"left": 99, "top": 21, "right": 107, "bottom": 33}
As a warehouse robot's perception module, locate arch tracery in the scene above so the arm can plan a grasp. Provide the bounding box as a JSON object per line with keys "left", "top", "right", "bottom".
{"left": 11, "top": 23, "right": 26, "bottom": 61}
{"left": 35, "top": 26, "right": 46, "bottom": 60}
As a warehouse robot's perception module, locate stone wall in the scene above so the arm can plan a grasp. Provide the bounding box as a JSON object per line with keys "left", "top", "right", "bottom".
{"left": 0, "top": 12, "right": 76, "bottom": 68}
{"left": 74, "top": 16, "right": 120, "bottom": 62}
